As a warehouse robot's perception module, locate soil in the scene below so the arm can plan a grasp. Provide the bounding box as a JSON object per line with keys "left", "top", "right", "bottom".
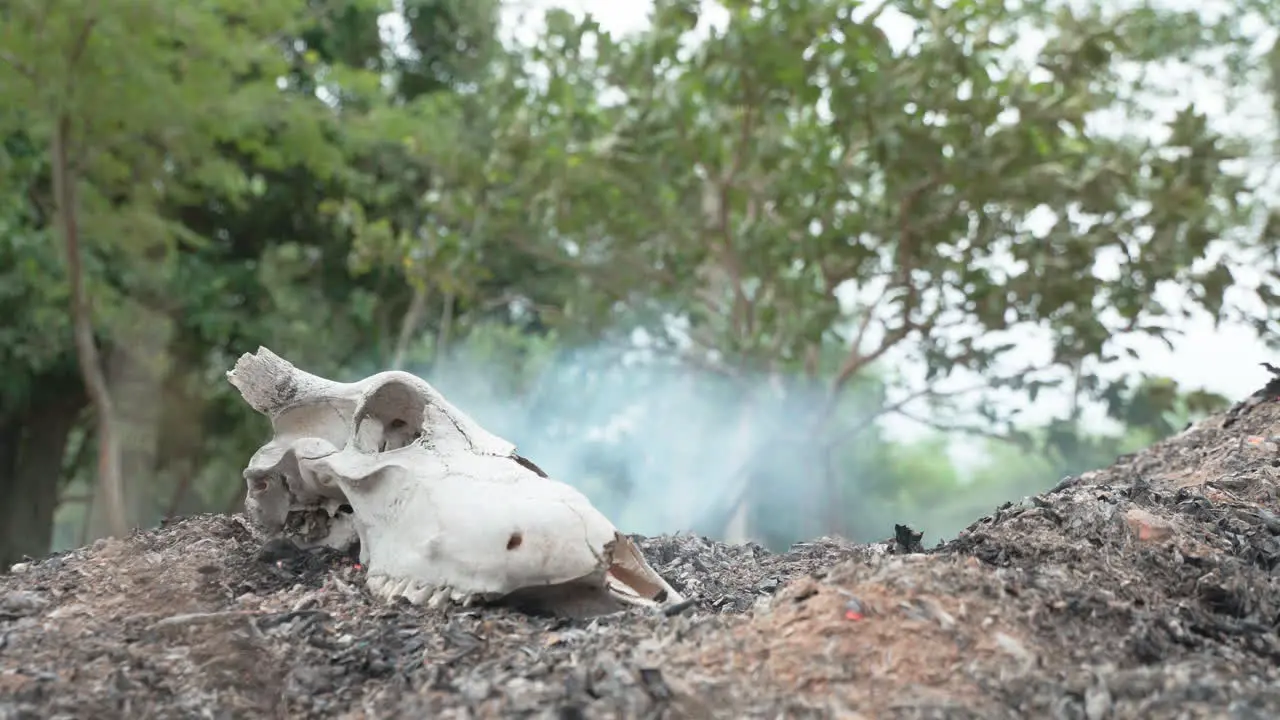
{"left": 6, "top": 381, "right": 1280, "bottom": 719}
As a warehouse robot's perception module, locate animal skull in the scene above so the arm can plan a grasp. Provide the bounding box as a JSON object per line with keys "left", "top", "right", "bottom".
{"left": 226, "top": 347, "right": 683, "bottom": 616}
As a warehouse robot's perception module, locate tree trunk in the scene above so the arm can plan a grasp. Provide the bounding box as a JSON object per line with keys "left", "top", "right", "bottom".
{"left": 0, "top": 385, "right": 86, "bottom": 568}
{"left": 51, "top": 112, "right": 128, "bottom": 541}
{"left": 107, "top": 302, "right": 172, "bottom": 529}
{"left": 0, "top": 400, "right": 84, "bottom": 566}
{"left": 0, "top": 417, "right": 20, "bottom": 567}
{"left": 153, "top": 344, "right": 213, "bottom": 519}
{"left": 435, "top": 292, "right": 456, "bottom": 362}
{"left": 391, "top": 285, "right": 429, "bottom": 370}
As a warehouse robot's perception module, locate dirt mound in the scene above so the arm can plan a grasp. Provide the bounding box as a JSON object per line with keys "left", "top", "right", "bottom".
{"left": 5, "top": 385, "right": 1280, "bottom": 719}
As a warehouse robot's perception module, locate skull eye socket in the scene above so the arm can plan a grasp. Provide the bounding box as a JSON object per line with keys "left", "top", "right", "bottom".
{"left": 353, "top": 379, "right": 427, "bottom": 453}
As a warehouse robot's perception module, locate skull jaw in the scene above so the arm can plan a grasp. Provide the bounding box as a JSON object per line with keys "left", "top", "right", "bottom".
{"left": 363, "top": 551, "right": 678, "bottom": 619}
{"left": 363, "top": 571, "right": 627, "bottom": 618}
{"left": 486, "top": 568, "right": 666, "bottom": 618}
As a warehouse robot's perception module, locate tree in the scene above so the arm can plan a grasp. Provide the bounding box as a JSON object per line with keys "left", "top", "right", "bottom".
{"left": 0, "top": 132, "right": 87, "bottom": 567}
{"left": 534, "top": 0, "right": 1258, "bottom": 396}
{"left": 0, "top": 0, "right": 356, "bottom": 541}
{"left": 158, "top": 0, "right": 510, "bottom": 520}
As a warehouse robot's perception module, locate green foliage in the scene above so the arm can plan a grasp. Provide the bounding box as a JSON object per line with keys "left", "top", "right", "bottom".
{"left": 399, "top": 0, "right": 1264, "bottom": 417}
{"left": 0, "top": 137, "right": 69, "bottom": 411}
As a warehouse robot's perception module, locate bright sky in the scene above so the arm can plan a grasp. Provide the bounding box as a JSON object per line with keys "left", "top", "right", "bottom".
{"left": 490, "top": 0, "right": 1279, "bottom": 463}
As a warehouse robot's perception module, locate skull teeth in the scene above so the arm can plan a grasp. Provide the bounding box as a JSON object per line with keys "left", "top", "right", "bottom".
{"left": 366, "top": 573, "right": 464, "bottom": 609}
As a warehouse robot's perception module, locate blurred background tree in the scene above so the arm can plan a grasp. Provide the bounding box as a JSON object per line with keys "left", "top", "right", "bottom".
{"left": 0, "top": 0, "right": 1270, "bottom": 565}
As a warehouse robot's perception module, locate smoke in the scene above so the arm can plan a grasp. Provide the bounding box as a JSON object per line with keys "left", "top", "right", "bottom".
{"left": 408, "top": 330, "right": 887, "bottom": 548}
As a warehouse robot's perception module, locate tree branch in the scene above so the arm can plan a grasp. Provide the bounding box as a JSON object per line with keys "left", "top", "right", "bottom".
{"left": 714, "top": 100, "right": 757, "bottom": 343}
{"left": 434, "top": 291, "right": 455, "bottom": 363}
{"left": 821, "top": 381, "right": 990, "bottom": 452}
{"left": 0, "top": 51, "right": 34, "bottom": 79}
{"left": 503, "top": 230, "right": 673, "bottom": 298}
{"left": 391, "top": 283, "right": 430, "bottom": 370}
{"left": 893, "top": 407, "right": 1018, "bottom": 444}
{"left": 68, "top": 18, "right": 97, "bottom": 69}
{"left": 828, "top": 172, "right": 942, "bottom": 397}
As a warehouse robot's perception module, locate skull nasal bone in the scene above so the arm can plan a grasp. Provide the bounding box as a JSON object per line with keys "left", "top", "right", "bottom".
{"left": 506, "top": 532, "right": 523, "bottom": 550}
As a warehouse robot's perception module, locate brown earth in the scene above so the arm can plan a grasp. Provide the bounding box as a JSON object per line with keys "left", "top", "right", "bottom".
{"left": 6, "top": 381, "right": 1280, "bottom": 719}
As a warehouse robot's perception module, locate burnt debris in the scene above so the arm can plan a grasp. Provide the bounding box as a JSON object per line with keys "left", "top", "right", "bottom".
{"left": 6, "top": 388, "right": 1280, "bottom": 717}
{"left": 1222, "top": 362, "right": 1280, "bottom": 429}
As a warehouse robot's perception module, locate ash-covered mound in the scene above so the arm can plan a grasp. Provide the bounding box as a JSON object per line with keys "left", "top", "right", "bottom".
{"left": 0, "top": 514, "right": 870, "bottom": 719}
{"left": 5, "top": 380, "right": 1280, "bottom": 719}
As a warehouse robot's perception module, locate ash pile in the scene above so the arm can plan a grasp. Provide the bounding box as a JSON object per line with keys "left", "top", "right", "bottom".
{"left": 0, "top": 522, "right": 866, "bottom": 719}
{"left": 4, "top": 358, "right": 1280, "bottom": 718}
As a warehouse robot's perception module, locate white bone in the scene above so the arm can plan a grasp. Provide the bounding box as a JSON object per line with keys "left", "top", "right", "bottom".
{"left": 226, "top": 347, "right": 682, "bottom": 616}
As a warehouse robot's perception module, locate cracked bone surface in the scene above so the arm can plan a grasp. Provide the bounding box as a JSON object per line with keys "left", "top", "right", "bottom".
{"left": 226, "top": 347, "right": 682, "bottom": 616}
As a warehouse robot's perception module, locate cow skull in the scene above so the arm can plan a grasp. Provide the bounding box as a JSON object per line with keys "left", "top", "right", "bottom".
{"left": 226, "top": 347, "right": 682, "bottom": 616}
